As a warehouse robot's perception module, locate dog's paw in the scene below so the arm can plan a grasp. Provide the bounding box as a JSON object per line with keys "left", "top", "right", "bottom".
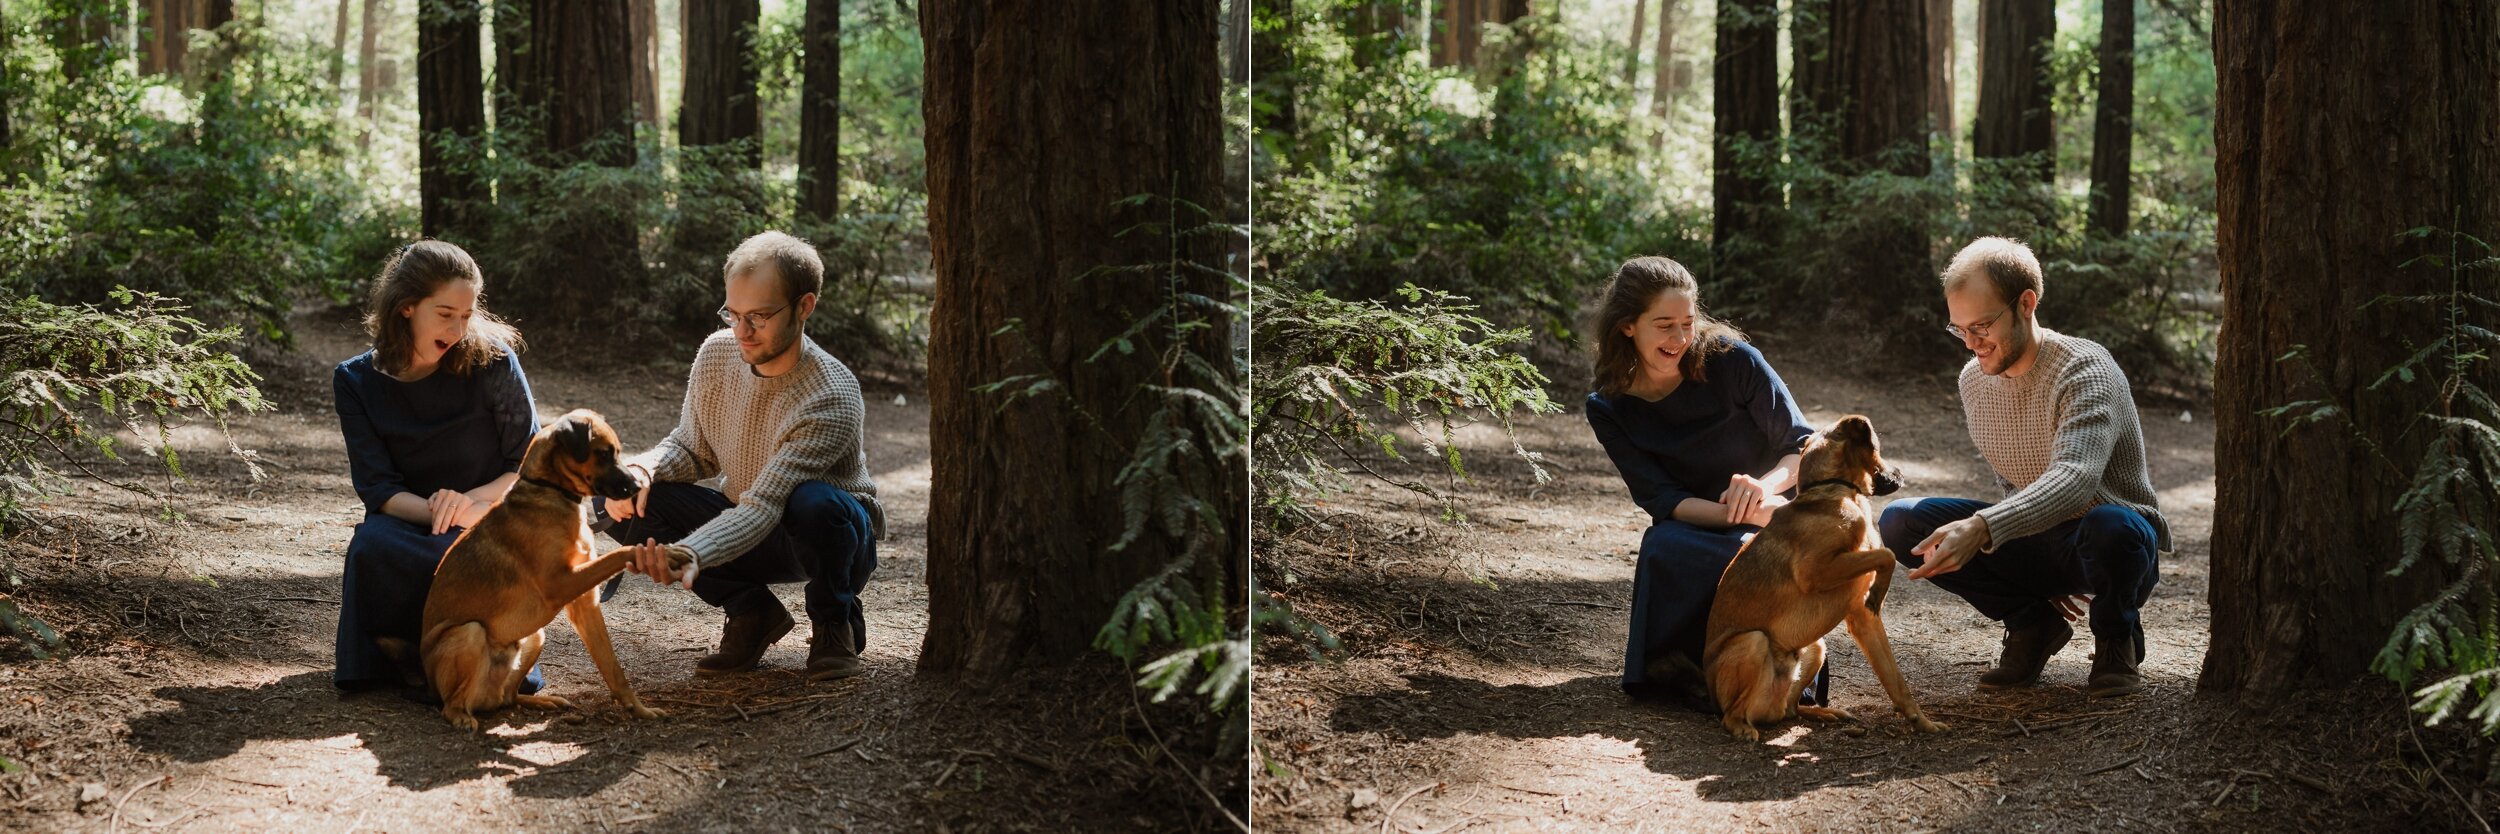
{"left": 1798, "top": 706, "right": 1856, "bottom": 723}
{"left": 1723, "top": 721, "right": 1762, "bottom": 743}
{"left": 628, "top": 704, "right": 664, "bottom": 720}
{"left": 444, "top": 710, "right": 481, "bottom": 733}
{"left": 1907, "top": 714, "right": 1948, "bottom": 733}
{"left": 515, "top": 694, "right": 573, "bottom": 711}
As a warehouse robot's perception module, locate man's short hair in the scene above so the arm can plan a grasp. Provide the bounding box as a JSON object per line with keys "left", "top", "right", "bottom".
{"left": 723, "top": 231, "right": 825, "bottom": 305}
{"left": 1941, "top": 236, "right": 2044, "bottom": 307}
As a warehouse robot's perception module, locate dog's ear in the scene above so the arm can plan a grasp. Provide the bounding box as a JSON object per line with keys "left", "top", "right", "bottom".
{"left": 1833, "top": 415, "right": 1875, "bottom": 445}
{"left": 554, "top": 414, "right": 593, "bottom": 461}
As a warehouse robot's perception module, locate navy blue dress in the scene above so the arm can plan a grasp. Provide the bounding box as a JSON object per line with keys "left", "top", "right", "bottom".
{"left": 1586, "top": 338, "right": 1818, "bottom": 704}
{"left": 332, "top": 347, "right": 543, "bottom": 693}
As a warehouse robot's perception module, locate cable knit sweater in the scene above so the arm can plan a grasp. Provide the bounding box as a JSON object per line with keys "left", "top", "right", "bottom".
{"left": 629, "top": 330, "right": 883, "bottom": 568}
{"left": 1960, "top": 327, "right": 2171, "bottom": 553}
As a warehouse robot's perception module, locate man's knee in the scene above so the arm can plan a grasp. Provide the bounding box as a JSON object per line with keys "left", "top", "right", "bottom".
{"left": 2079, "top": 505, "right": 2158, "bottom": 580}
{"left": 786, "top": 482, "right": 866, "bottom": 540}
{"left": 1878, "top": 500, "right": 1928, "bottom": 566}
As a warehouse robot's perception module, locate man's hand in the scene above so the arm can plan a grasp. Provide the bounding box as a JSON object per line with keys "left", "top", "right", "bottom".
{"left": 628, "top": 539, "right": 698, "bottom": 588}
{"left": 428, "top": 489, "right": 475, "bottom": 535}
{"left": 1722, "top": 474, "right": 1771, "bottom": 526}
{"left": 603, "top": 464, "right": 654, "bottom": 521}
{"left": 2051, "top": 594, "right": 2091, "bottom": 622}
{"left": 1907, "top": 515, "right": 1992, "bottom": 580}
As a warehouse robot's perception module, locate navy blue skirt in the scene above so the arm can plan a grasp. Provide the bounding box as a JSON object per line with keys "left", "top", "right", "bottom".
{"left": 1624, "top": 521, "right": 1827, "bottom": 707}
{"left": 335, "top": 514, "right": 543, "bottom": 695}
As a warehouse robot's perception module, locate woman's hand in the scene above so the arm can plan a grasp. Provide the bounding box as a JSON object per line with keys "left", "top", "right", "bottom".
{"left": 452, "top": 496, "right": 491, "bottom": 530}
{"left": 427, "top": 489, "right": 472, "bottom": 535}
{"left": 1742, "top": 493, "right": 1789, "bottom": 528}
{"left": 1722, "top": 474, "right": 1771, "bottom": 526}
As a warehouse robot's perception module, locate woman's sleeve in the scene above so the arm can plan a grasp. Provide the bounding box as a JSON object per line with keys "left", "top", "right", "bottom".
{"left": 334, "top": 365, "right": 406, "bottom": 515}
{"left": 1587, "top": 398, "right": 1695, "bottom": 524}
{"left": 1739, "top": 343, "right": 1816, "bottom": 457}
{"left": 485, "top": 350, "right": 540, "bottom": 472}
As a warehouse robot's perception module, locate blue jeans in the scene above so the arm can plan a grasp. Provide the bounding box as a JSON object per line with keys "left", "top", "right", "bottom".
{"left": 604, "top": 480, "right": 878, "bottom": 651}
{"left": 1878, "top": 497, "right": 2159, "bottom": 658}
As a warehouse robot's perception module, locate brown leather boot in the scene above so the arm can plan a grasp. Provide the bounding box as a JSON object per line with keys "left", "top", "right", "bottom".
{"left": 2086, "top": 631, "right": 2145, "bottom": 698}
{"left": 1978, "top": 616, "right": 2071, "bottom": 688}
{"left": 806, "top": 618, "right": 862, "bottom": 682}
{"left": 695, "top": 598, "right": 793, "bottom": 676}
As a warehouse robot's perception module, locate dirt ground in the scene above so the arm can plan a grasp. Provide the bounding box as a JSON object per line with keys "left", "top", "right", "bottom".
{"left": 0, "top": 304, "right": 1244, "bottom": 833}
{"left": 1250, "top": 329, "right": 2496, "bottom": 833}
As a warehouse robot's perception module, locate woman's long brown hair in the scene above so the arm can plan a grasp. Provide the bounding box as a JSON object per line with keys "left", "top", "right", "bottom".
{"left": 362, "top": 240, "right": 523, "bottom": 376}
{"left": 1589, "top": 256, "right": 1746, "bottom": 397}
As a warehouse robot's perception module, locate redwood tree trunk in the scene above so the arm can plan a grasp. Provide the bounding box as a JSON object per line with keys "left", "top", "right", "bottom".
{"left": 919, "top": 0, "right": 1237, "bottom": 683}
{"left": 1624, "top": 0, "right": 1647, "bottom": 89}
{"left": 1828, "top": 0, "right": 1934, "bottom": 322}
{"left": 1649, "top": 0, "right": 1676, "bottom": 113}
{"left": 681, "top": 0, "right": 761, "bottom": 166}
{"left": 520, "top": 0, "right": 639, "bottom": 317}
{"left": 358, "top": 0, "right": 382, "bottom": 126}
{"left": 630, "top": 0, "right": 659, "bottom": 127}
{"left": 1926, "top": 0, "right": 1952, "bottom": 147}
{"left": 1710, "top": 0, "right": 1778, "bottom": 279}
{"left": 798, "top": 0, "right": 841, "bottom": 220}
{"left": 2086, "top": 0, "right": 2132, "bottom": 237}
{"left": 331, "top": 0, "right": 351, "bottom": 91}
{"left": 419, "top": 0, "right": 487, "bottom": 239}
{"left": 1973, "top": 0, "right": 2052, "bottom": 181}
{"left": 1789, "top": 0, "right": 1834, "bottom": 139}
{"left": 2204, "top": 0, "right": 2500, "bottom": 695}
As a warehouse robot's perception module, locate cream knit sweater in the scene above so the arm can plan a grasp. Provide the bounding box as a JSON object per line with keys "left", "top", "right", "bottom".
{"left": 629, "top": 330, "right": 884, "bottom": 568}
{"left": 1960, "top": 327, "right": 2171, "bottom": 553}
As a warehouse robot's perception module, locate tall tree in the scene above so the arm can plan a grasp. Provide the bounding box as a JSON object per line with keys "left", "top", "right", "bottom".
{"left": 1973, "top": 0, "right": 2052, "bottom": 181}
{"left": 918, "top": 1, "right": 1239, "bottom": 683}
{"left": 1710, "top": 0, "right": 1778, "bottom": 278}
{"left": 1649, "top": 0, "right": 1677, "bottom": 114}
{"left": 630, "top": 0, "right": 659, "bottom": 127}
{"left": 1790, "top": 0, "right": 1835, "bottom": 140}
{"left": 798, "top": 0, "right": 841, "bottom": 221}
{"left": 1, "top": 6, "right": 11, "bottom": 154}
{"left": 1827, "top": 0, "right": 1934, "bottom": 318}
{"left": 512, "top": 0, "right": 640, "bottom": 317}
{"left": 419, "top": 0, "right": 487, "bottom": 239}
{"left": 2085, "top": 0, "right": 2133, "bottom": 236}
{"left": 358, "top": 0, "right": 383, "bottom": 127}
{"left": 492, "top": 0, "right": 539, "bottom": 124}
{"left": 2204, "top": 0, "right": 2499, "bottom": 695}
{"left": 1623, "top": 0, "right": 1647, "bottom": 89}
{"left": 681, "top": 0, "right": 760, "bottom": 166}
{"left": 1926, "top": 0, "right": 1952, "bottom": 147}
{"left": 331, "top": 0, "right": 352, "bottom": 91}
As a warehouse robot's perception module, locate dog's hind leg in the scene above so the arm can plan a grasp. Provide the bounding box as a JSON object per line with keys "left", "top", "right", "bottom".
{"left": 1842, "top": 605, "right": 1947, "bottom": 733}
{"left": 1710, "top": 632, "right": 1784, "bottom": 743}
{"left": 508, "top": 630, "right": 573, "bottom": 711}
{"left": 563, "top": 593, "right": 661, "bottom": 720}
{"left": 425, "top": 623, "right": 494, "bottom": 732}
{"left": 1789, "top": 639, "right": 1856, "bottom": 723}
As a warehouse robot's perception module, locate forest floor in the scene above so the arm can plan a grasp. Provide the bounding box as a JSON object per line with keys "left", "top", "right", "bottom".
{"left": 1250, "top": 328, "right": 2496, "bottom": 833}
{"left": 0, "top": 304, "right": 1244, "bottom": 833}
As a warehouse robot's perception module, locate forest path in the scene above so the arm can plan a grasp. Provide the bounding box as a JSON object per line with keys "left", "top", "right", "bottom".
{"left": 1252, "top": 333, "right": 2444, "bottom": 833}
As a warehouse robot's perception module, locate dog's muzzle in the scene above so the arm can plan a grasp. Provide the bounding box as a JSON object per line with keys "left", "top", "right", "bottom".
{"left": 1871, "top": 468, "right": 1904, "bottom": 496}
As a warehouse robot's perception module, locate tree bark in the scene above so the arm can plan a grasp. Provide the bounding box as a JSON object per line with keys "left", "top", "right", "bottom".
{"left": 207, "top": 0, "right": 232, "bottom": 30}
{"left": 1225, "top": 0, "right": 1251, "bottom": 82}
{"left": 1253, "top": 0, "right": 1295, "bottom": 137}
{"left": 1973, "top": 0, "right": 2052, "bottom": 181}
{"left": 798, "top": 0, "right": 841, "bottom": 221}
{"left": 1926, "top": 0, "right": 1952, "bottom": 147}
{"left": 1624, "top": 0, "right": 1647, "bottom": 89}
{"left": 1790, "top": 0, "right": 1835, "bottom": 140}
{"left": 2086, "top": 0, "right": 2132, "bottom": 236}
{"left": 358, "top": 0, "right": 383, "bottom": 126}
{"left": 419, "top": 0, "right": 487, "bottom": 240}
{"left": 681, "top": 0, "right": 761, "bottom": 166}
{"left": 2204, "top": 0, "right": 2500, "bottom": 695}
{"left": 1828, "top": 0, "right": 1934, "bottom": 318}
{"left": 918, "top": 0, "right": 1238, "bottom": 684}
{"left": 630, "top": 0, "right": 659, "bottom": 127}
{"left": 1650, "top": 0, "right": 1677, "bottom": 112}
{"left": 492, "top": 0, "right": 539, "bottom": 127}
{"left": 1711, "top": 0, "right": 1779, "bottom": 280}
{"left": 331, "top": 0, "right": 352, "bottom": 92}
{"left": 518, "top": 0, "right": 639, "bottom": 317}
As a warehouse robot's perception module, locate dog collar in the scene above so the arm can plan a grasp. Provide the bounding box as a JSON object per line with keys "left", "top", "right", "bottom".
{"left": 521, "top": 475, "right": 584, "bottom": 499}
{"left": 1801, "top": 478, "right": 1868, "bottom": 495}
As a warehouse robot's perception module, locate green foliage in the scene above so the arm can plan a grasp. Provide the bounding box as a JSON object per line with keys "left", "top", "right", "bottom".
{"left": 0, "top": 4, "right": 399, "bottom": 343}
{"left": 2335, "top": 226, "right": 2500, "bottom": 736}
{"left": 0, "top": 288, "right": 271, "bottom": 528}
{"left": 1251, "top": 283, "right": 1559, "bottom": 525}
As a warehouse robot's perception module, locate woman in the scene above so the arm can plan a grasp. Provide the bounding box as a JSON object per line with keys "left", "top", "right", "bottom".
{"left": 1585, "top": 256, "right": 1824, "bottom": 709}
{"left": 332, "top": 241, "right": 545, "bottom": 696}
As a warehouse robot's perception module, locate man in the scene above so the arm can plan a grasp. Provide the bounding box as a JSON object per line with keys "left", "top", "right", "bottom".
{"left": 605, "top": 230, "right": 884, "bottom": 681}
{"left": 1880, "top": 237, "right": 2168, "bottom": 698}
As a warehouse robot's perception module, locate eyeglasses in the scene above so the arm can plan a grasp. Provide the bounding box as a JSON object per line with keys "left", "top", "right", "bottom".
{"left": 1945, "top": 306, "right": 2012, "bottom": 342}
{"left": 717, "top": 303, "right": 791, "bottom": 332}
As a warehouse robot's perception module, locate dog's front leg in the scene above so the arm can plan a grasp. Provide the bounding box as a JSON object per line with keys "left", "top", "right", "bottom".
{"left": 562, "top": 593, "right": 663, "bottom": 720}
{"left": 1841, "top": 604, "right": 1947, "bottom": 733}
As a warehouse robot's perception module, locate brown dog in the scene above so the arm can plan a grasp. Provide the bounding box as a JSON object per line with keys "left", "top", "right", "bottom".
{"left": 380, "top": 409, "right": 691, "bottom": 731}
{"left": 1703, "top": 415, "right": 1946, "bottom": 742}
